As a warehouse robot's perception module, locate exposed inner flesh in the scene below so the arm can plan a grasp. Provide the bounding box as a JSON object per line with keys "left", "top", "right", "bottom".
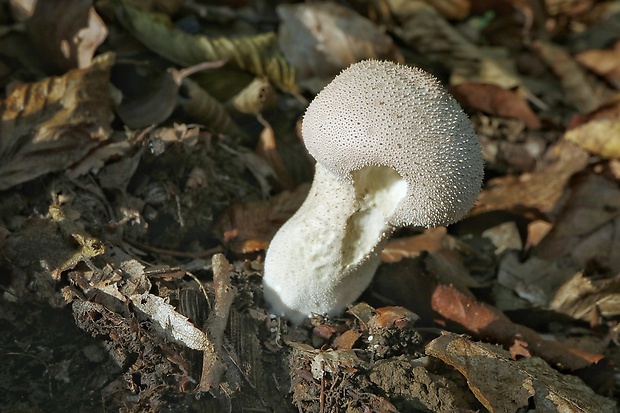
{"left": 341, "top": 165, "right": 407, "bottom": 269}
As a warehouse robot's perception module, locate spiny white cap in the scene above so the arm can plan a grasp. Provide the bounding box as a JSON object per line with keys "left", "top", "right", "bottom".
{"left": 301, "top": 60, "right": 484, "bottom": 228}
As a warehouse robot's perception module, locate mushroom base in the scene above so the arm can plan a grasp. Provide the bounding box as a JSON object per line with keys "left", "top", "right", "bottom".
{"left": 263, "top": 163, "right": 407, "bottom": 324}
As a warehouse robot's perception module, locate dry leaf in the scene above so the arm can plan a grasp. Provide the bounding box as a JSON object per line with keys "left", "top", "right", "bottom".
{"left": 277, "top": 2, "right": 403, "bottom": 88}
{"left": 450, "top": 82, "right": 541, "bottom": 128}
{"left": 551, "top": 271, "right": 620, "bottom": 321}
{"left": 525, "top": 219, "right": 553, "bottom": 250}
{"left": 255, "top": 116, "right": 295, "bottom": 191}
{"left": 390, "top": 1, "right": 523, "bottom": 90}
{"left": 391, "top": 1, "right": 478, "bottom": 76}
{"left": 381, "top": 227, "right": 448, "bottom": 262}
{"left": 426, "top": 333, "right": 617, "bottom": 413}
{"left": 230, "top": 77, "right": 277, "bottom": 115}
{"left": 219, "top": 183, "right": 309, "bottom": 254}
{"left": 430, "top": 283, "right": 605, "bottom": 370}
{"left": 332, "top": 329, "right": 362, "bottom": 350}
{"left": 576, "top": 40, "right": 620, "bottom": 89}
{"left": 565, "top": 118, "right": 620, "bottom": 159}
{"left": 481, "top": 221, "right": 522, "bottom": 253}
{"left": 472, "top": 139, "right": 589, "bottom": 216}
{"left": 0, "top": 53, "right": 115, "bottom": 190}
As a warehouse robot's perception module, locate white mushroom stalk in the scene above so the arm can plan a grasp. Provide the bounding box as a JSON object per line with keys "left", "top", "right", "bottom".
{"left": 263, "top": 60, "right": 484, "bottom": 324}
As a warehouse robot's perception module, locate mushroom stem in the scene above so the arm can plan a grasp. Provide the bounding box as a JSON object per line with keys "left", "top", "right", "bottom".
{"left": 263, "top": 163, "right": 407, "bottom": 324}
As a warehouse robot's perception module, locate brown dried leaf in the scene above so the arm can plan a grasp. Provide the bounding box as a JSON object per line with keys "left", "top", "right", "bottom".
{"left": 422, "top": 0, "right": 470, "bottom": 20}
{"left": 332, "top": 329, "right": 362, "bottom": 350}
{"left": 550, "top": 272, "right": 620, "bottom": 321}
{"left": 381, "top": 227, "right": 448, "bottom": 262}
{"left": 27, "top": 0, "right": 107, "bottom": 72}
{"left": 0, "top": 53, "right": 115, "bottom": 190}
{"left": 368, "top": 306, "right": 418, "bottom": 330}
{"left": 277, "top": 2, "right": 403, "bottom": 88}
{"left": 576, "top": 40, "right": 620, "bottom": 89}
{"left": 381, "top": 227, "right": 483, "bottom": 291}
{"left": 219, "top": 183, "right": 309, "bottom": 254}
{"left": 230, "top": 77, "right": 277, "bottom": 115}
{"left": 565, "top": 94, "right": 620, "bottom": 161}
{"left": 472, "top": 139, "right": 589, "bottom": 216}
{"left": 255, "top": 116, "right": 295, "bottom": 191}
{"left": 450, "top": 82, "right": 541, "bottom": 128}
{"left": 430, "top": 283, "right": 605, "bottom": 370}
{"left": 525, "top": 219, "right": 553, "bottom": 250}
{"left": 426, "top": 333, "right": 617, "bottom": 413}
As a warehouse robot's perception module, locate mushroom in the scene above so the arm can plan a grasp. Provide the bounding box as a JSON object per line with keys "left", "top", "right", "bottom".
{"left": 263, "top": 60, "right": 484, "bottom": 324}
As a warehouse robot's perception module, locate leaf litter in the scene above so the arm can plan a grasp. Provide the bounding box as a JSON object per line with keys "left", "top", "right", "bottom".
{"left": 1, "top": 0, "right": 619, "bottom": 412}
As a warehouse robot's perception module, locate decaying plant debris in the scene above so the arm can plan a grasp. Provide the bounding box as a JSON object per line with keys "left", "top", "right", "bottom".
{"left": 1, "top": 0, "right": 620, "bottom": 412}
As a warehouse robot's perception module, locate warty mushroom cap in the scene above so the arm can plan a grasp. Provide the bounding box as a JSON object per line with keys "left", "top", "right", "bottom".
{"left": 301, "top": 60, "right": 484, "bottom": 228}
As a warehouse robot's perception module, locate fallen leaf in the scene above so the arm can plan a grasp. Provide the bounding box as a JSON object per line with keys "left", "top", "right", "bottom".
{"left": 381, "top": 227, "right": 448, "bottom": 262}
{"left": 450, "top": 82, "right": 541, "bottom": 128}
{"left": 255, "top": 115, "right": 295, "bottom": 191}
{"left": 0, "top": 53, "right": 115, "bottom": 190}
{"left": 550, "top": 271, "right": 620, "bottom": 321}
{"left": 116, "top": 69, "right": 180, "bottom": 129}
{"left": 219, "top": 183, "right": 309, "bottom": 254}
{"left": 565, "top": 118, "right": 620, "bottom": 158}
{"left": 472, "top": 139, "right": 589, "bottom": 216}
{"left": 229, "top": 77, "right": 277, "bottom": 115}
{"left": 180, "top": 77, "right": 247, "bottom": 138}
{"left": 332, "top": 329, "right": 362, "bottom": 350}
{"left": 481, "top": 221, "right": 523, "bottom": 253}
{"left": 576, "top": 40, "right": 620, "bottom": 89}
{"left": 277, "top": 2, "right": 403, "bottom": 89}
{"left": 426, "top": 333, "right": 617, "bottom": 413}
{"left": 430, "top": 283, "right": 605, "bottom": 370}
{"left": 525, "top": 219, "right": 553, "bottom": 250}
{"left": 381, "top": 227, "right": 484, "bottom": 292}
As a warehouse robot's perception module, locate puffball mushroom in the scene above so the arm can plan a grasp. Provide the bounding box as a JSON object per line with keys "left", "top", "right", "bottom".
{"left": 263, "top": 60, "right": 484, "bottom": 324}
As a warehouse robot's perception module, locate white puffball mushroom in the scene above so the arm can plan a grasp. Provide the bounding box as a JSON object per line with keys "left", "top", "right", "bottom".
{"left": 263, "top": 60, "right": 484, "bottom": 324}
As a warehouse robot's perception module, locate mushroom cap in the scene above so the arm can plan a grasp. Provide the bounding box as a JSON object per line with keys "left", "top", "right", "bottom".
{"left": 301, "top": 60, "right": 484, "bottom": 228}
